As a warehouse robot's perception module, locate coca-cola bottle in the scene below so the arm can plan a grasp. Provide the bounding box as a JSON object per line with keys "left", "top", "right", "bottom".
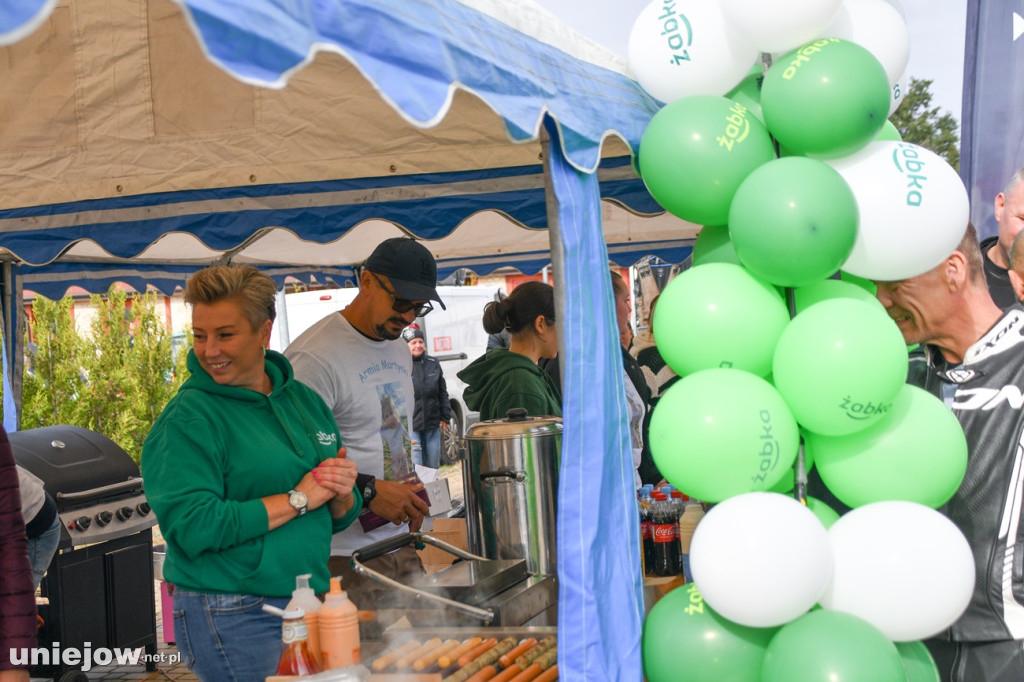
{"left": 651, "top": 492, "right": 682, "bottom": 577}
{"left": 638, "top": 488, "right": 653, "bottom": 574}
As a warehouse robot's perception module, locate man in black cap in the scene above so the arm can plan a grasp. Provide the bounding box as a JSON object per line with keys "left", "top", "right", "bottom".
{"left": 285, "top": 238, "right": 446, "bottom": 613}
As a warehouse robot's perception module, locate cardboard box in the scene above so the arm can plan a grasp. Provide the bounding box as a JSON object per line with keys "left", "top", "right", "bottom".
{"left": 417, "top": 517, "right": 468, "bottom": 574}
{"left": 424, "top": 478, "right": 452, "bottom": 517}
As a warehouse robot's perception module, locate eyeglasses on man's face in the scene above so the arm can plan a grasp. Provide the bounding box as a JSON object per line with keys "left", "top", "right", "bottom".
{"left": 371, "top": 272, "right": 434, "bottom": 317}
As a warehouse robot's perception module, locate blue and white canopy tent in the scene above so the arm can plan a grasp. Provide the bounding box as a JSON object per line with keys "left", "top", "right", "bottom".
{"left": 0, "top": 0, "right": 697, "bottom": 677}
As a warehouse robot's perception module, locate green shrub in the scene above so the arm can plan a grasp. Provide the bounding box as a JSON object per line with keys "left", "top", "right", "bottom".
{"left": 22, "top": 287, "right": 190, "bottom": 462}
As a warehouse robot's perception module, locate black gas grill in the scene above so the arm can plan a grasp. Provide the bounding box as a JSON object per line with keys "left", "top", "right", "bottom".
{"left": 12, "top": 425, "right": 158, "bottom": 682}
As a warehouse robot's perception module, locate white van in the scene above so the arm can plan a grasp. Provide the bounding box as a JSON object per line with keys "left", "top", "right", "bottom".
{"left": 271, "top": 284, "right": 502, "bottom": 464}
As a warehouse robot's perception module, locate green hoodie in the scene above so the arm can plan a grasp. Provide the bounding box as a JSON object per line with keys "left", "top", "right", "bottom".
{"left": 142, "top": 350, "right": 360, "bottom": 597}
{"left": 458, "top": 348, "right": 562, "bottom": 422}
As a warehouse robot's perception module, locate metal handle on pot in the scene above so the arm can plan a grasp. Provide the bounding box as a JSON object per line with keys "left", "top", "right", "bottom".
{"left": 350, "top": 532, "right": 495, "bottom": 623}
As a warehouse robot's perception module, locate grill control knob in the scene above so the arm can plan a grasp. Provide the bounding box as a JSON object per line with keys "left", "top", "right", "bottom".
{"left": 73, "top": 516, "right": 92, "bottom": 531}
{"left": 116, "top": 506, "right": 135, "bottom": 522}
{"left": 95, "top": 510, "right": 113, "bottom": 527}
{"left": 136, "top": 502, "right": 151, "bottom": 516}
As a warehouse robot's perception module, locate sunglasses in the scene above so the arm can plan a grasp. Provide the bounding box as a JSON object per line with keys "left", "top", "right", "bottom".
{"left": 371, "top": 272, "right": 434, "bottom": 317}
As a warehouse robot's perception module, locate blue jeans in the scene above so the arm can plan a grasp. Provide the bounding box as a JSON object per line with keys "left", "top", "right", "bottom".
{"left": 173, "top": 590, "right": 289, "bottom": 682}
{"left": 27, "top": 515, "right": 61, "bottom": 588}
{"left": 412, "top": 428, "right": 442, "bottom": 468}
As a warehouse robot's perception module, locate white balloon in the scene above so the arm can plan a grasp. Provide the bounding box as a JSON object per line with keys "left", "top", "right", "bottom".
{"left": 889, "top": 69, "right": 909, "bottom": 115}
{"left": 720, "top": 0, "right": 844, "bottom": 54}
{"left": 627, "top": 0, "right": 759, "bottom": 103}
{"left": 880, "top": 0, "right": 906, "bottom": 20}
{"left": 690, "top": 492, "right": 833, "bottom": 628}
{"left": 821, "top": 501, "right": 975, "bottom": 641}
{"left": 820, "top": 0, "right": 910, "bottom": 85}
{"left": 827, "top": 141, "right": 969, "bottom": 281}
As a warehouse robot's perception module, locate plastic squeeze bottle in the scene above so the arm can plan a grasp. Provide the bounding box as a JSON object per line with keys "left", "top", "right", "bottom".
{"left": 287, "top": 573, "right": 323, "bottom": 666}
{"left": 319, "top": 576, "right": 361, "bottom": 668}
{"left": 262, "top": 604, "right": 322, "bottom": 676}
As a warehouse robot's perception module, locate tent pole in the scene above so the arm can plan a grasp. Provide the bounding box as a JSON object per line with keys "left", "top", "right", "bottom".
{"left": 541, "top": 128, "right": 568, "bottom": 390}
{"left": 1, "top": 260, "right": 24, "bottom": 430}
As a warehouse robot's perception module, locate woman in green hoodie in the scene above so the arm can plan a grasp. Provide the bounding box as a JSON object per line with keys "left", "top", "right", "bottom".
{"left": 142, "top": 265, "right": 360, "bottom": 682}
{"left": 458, "top": 281, "right": 562, "bottom": 421}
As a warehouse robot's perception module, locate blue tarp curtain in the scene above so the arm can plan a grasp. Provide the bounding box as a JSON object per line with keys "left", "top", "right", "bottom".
{"left": 548, "top": 118, "right": 645, "bottom": 680}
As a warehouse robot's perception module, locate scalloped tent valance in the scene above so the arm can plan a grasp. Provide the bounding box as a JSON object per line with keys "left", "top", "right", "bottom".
{"left": 0, "top": 0, "right": 691, "bottom": 294}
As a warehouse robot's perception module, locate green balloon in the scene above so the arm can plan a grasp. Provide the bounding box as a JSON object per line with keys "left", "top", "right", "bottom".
{"left": 639, "top": 94, "right": 776, "bottom": 225}
{"left": 692, "top": 225, "right": 742, "bottom": 266}
{"left": 762, "top": 610, "right": 906, "bottom": 682}
{"left": 876, "top": 119, "right": 903, "bottom": 142}
{"left": 807, "top": 496, "right": 840, "bottom": 529}
{"left": 649, "top": 368, "right": 799, "bottom": 502}
{"left": 761, "top": 39, "right": 890, "bottom": 158}
{"left": 729, "top": 157, "right": 858, "bottom": 287}
{"left": 726, "top": 65, "right": 765, "bottom": 123}
{"left": 643, "top": 582, "right": 777, "bottom": 682}
{"left": 772, "top": 298, "right": 908, "bottom": 436}
{"left": 804, "top": 384, "right": 968, "bottom": 509}
{"left": 896, "top": 641, "right": 941, "bottom": 682}
{"left": 653, "top": 263, "right": 789, "bottom": 377}
{"left": 839, "top": 270, "right": 877, "bottom": 296}
{"left": 792, "top": 279, "right": 883, "bottom": 315}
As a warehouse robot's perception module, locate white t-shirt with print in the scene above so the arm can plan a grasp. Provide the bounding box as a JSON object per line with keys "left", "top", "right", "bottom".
{"left": 285, "top": 311, "right": 415, "bottom": 555}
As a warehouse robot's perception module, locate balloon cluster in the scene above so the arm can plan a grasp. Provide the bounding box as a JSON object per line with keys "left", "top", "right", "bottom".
{"left": 630, "top": 1, "right": 974, "bottom": 679}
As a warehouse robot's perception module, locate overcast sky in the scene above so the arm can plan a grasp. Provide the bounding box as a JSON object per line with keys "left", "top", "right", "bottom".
{"left": 535, "top": 0, "right": 967, "bottom": 119}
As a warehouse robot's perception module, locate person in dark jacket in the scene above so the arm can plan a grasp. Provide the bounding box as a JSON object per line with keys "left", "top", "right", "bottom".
{"left": 611, "top": 271, "right": 658, "bottom": 487}
{"left": 402, "top": 325, "right": 451, "bottom": 469}
{"left": 1, "top": 425, "right": 35, "bottom": 682}
{"left": 458, "top": 281, "right": 561, "bottom": 421}
{"left": 982, "top": 168, "right": 1024, "bottom": 308}
{"left": 875, "top": 224, "right": 1024, "bottom": 681}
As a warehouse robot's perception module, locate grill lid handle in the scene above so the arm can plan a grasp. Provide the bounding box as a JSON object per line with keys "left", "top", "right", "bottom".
{"left": 56, "top": 477, "right": 144, "bottom": 503}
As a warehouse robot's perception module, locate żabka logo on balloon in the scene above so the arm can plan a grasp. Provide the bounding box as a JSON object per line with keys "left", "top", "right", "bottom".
{"left": 656, "top": 0, "right": 693, "bottom": 66}
{"left": 891, "top": 143, "right": 928, "bottom": 207}
{"left": 716, "top": 101, "right": 751, "bottom": 151}
{"left": 751, "top": 409, "right": 780, "bottom": 485}
{"left": 781, "top": 38, "right": 842, "bottom": 81}
{"left": 840, "top": 396, "right": 894, "bottom": 421}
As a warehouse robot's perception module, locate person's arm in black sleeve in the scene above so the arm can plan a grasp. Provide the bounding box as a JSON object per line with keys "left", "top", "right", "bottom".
{"left": 438, "top": 369, "right": 451, "bottom": 423}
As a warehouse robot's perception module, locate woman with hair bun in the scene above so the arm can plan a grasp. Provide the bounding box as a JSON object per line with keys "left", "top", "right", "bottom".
{"left": 457, "top": 281, "right": 562, "bottom": 421}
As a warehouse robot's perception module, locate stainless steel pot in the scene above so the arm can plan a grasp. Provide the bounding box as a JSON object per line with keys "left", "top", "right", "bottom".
{"left": 462, "top": 408, "right": 562, "bottom": 576}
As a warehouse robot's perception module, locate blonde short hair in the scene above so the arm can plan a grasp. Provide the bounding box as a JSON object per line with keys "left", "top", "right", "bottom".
{"left": 183, "top": 265, "right": 277, "bottom": 331}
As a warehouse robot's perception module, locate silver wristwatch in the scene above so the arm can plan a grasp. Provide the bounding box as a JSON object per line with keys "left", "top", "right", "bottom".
{"left": 287, "top": 489, "right": 308, "bottom": 516}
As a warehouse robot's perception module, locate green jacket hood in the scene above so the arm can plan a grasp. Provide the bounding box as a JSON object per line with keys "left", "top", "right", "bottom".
{"left": 183, "top": 348, "right": 294, "bottom": 400}
{"left": 458, "top": 348, "right": 561, "bottom": 420}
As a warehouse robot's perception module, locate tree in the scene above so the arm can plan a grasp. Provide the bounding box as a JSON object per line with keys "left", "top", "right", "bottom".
{"left": 889, "top": 77, "right": 960, "bottom": 171}
{"left": 22, "top": 296, "right": 87, "bottom": 427}
{"left": 21, "top": 287, "right": 189, "bottom": 462}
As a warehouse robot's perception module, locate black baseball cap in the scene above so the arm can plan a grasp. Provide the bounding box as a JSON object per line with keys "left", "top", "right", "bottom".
{"left": 364, "top": 237, "right": 446, "bottom": 310}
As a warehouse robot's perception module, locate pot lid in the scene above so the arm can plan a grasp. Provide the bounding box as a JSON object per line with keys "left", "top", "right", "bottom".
{"left": 464, "top": 407, "right": 563, "bottom": 440}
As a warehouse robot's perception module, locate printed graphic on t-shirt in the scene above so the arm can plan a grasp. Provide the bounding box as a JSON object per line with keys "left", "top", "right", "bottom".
{"left": 377, "top": 382, "right": 413, "bottom": 479}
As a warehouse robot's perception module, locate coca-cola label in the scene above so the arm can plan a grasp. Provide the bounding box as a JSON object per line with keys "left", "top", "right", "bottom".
{"left": 641, "top": 520, "right": 652, "bottom": 539}
{"left": 653, "top": 524, "right": 675, "bottom": 542}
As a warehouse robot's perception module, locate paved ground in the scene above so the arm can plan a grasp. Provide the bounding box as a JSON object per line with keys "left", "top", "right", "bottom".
{"left": 33, "top": 463, "right": 467, "bottom": 682}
